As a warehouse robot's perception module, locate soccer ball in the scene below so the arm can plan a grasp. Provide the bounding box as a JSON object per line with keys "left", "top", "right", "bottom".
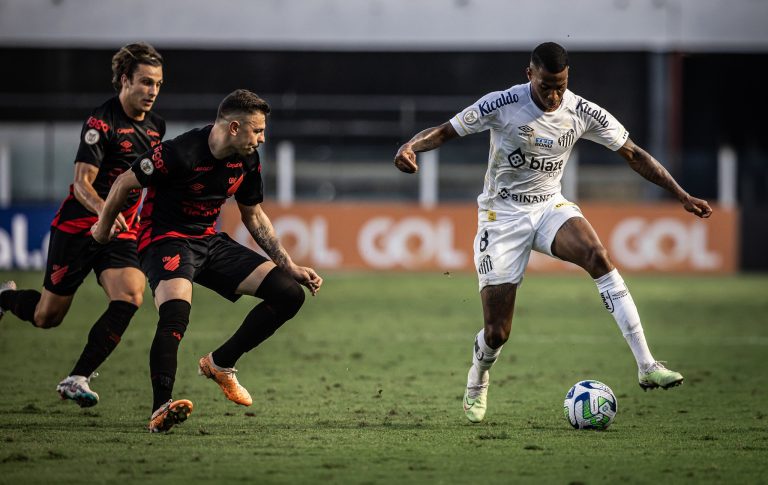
{"left": 563, "top": 380, "right": 617, "bottom": 430}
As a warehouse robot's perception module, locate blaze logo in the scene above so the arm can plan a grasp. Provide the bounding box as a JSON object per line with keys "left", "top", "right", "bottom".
{"left": 162, "top": 254, "right": 181, "bottom": 271}
{"left": 50, "top": 264, "right": 69, "bottom": 285}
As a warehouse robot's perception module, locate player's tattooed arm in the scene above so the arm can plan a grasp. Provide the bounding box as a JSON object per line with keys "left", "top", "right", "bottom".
{"left": 238, "top": 202, "right": 324, "bottom": 295}
{"left": 395, "top": 122, "right": 459, "bottom": 173}
{"left": 238, "top": 202, "right": 291, "bottom": 268}
{"left": 617, "top": 138, "right": 712, "bottom": 218}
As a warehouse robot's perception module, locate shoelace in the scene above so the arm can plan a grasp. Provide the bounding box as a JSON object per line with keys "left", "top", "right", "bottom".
{"left": 645, "top": 361, "right": 668, "bottom": 373}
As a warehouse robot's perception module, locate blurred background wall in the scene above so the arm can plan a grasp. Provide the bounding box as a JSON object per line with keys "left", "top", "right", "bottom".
{"left": 0, "top": 0, "right": 765, "bottom": 271}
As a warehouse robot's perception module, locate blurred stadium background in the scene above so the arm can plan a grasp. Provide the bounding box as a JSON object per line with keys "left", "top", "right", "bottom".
{"left": 1, "top": 0, "right": 766, "bottom": 273}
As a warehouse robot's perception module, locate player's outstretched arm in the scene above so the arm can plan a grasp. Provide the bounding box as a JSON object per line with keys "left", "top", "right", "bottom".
{"left": 617, "top": 138, "right": 713, "bottom": 219}
{"left": 91, "top": 170, "right": 142, "bottom": 243}
{"left": 238, "top": 202, "right": 323, "bottom": 295}
{"left": 394, "top": 122, "right": 459, "bottom": 174}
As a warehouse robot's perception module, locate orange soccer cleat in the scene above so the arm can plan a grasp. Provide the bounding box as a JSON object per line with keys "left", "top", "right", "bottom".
{"left": 148, "top": 399, "right": 193, "bottom": 433}
{"left": 198, "top": 353, "right": 253, "bottom": 406}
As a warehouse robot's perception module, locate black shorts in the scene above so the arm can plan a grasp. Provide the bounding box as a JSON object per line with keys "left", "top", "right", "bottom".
{"left": 140, "top": 232, "right": 269, "bottom": 302}
{"left": 44, "top": 227, "right": 141, "bottom": 296}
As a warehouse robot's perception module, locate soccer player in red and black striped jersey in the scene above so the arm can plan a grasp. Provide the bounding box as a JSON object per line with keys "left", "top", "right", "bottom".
{"left": 0, "top": 43, "right": 164, "bottom": 408}
{"left": 92, "top": 89, "right": 322, "bottom": 432}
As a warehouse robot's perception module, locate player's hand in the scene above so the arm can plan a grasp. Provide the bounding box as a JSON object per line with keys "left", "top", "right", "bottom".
{"left": 290, "top": 265, "right": 323, "bottom": 296}
{"left": 114, "top": 213, "right": 129, "bottom": 234}
{"left": 682, "top": 195, "right": 713, "bottom": 219}
{"left": 394, "top": 145, "right": 418, "bottom": 174}
{"left": 90, "top": 220, "right": 115, "bottom": 244}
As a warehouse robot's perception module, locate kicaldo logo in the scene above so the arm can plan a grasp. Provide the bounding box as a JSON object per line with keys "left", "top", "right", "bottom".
{"left": 610, "top": 218, "right": 720, "bottom": 271}
{"left": 358, "top": 217, "right": 467, "bottom": 269}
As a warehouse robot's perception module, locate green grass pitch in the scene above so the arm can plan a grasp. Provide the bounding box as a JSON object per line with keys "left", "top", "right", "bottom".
{"left": 1, "top": 271, "right": 767, "bottom": 484}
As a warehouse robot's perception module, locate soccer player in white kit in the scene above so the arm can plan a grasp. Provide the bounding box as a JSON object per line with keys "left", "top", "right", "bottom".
{"left": 394, "top": 42, "right": 713, "bottom": 423}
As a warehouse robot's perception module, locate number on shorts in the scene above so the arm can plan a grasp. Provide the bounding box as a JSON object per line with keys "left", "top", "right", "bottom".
{"left": 479, "top": 230, "right": 489, "bottom": 252}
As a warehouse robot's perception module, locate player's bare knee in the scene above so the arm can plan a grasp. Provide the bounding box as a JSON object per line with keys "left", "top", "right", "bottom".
{"left": 585, "top": 245, "right": 612, "bottom": 276}
{"left": 484, "top": 325, "right": 509, "bottom": 349}
{"left": 34, "top": 311, "right": 65, "bottom": 329}
{"left": 125, "top": 292, "right": 144, "bottom": 307}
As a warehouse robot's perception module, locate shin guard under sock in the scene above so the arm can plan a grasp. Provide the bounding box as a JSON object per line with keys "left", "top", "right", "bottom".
{"left": 70, "top": 300, "right": 138, "bottom": 377}
{"left": 150, "top": 299, "right": 190, "bottom": 411}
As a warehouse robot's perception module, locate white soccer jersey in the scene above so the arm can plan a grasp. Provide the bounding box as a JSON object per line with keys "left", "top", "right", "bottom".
{"left": 450, "top": 83, "right": 629, "bottom": 213}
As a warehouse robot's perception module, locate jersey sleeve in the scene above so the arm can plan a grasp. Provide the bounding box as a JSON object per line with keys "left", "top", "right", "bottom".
{"left": 576, "top": 98, "right": 629, "bottom": 151}
{"left": 73, "top": 113, "right": 112, "bottom": 167}
{"left": 131, "top": 141, "right": 178, "bottom": 187}
{"left": 449, "top": 90, "right": 507, "bottom": 136}
{"left": 234, "top": 167, "right": 264, "bottom": 206}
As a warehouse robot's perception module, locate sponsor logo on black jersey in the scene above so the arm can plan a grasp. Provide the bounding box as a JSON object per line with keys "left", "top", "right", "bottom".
{"left": 558, "top": 128, "right": 575, "bottom": 147}
{"left": 478, "top": 91, "right": 519, "bottom": 116}
{"left": 535, "top": 137, "right": 553, "bottom": 149}
{"left": 117, "top": 127, "right": 135, "bottom": 135}
{"left": 575, "top": 98, "right": 609, "bottom": 128}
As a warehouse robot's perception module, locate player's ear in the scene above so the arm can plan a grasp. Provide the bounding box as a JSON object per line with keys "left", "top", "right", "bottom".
{"left": 120, "top": 73, "right": 129, "bottom": 89}
{"left": 228, "top": 120, "right": 240, "bottom": 136}
{"left": 526, "top": 66, "right": 533, "bottom": 81}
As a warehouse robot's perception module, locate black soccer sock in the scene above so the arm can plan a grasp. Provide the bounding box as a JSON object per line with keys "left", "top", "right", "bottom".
{"left": 149, "top": 299, "right": 190, "bottom": 412}
{"left": 0, "top": 289, "right": 42, "bottom": 324}
{"left": 69, "top": 300, "right": 138, "bottom": 377}
{"left": 211, "top": 268, "right": 305, "bottom": 368}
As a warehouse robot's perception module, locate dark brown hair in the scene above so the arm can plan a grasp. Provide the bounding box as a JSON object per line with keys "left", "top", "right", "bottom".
{"left": 111, "top": 42, "right": 163, "bottom": 91}
{"left": 216, "top": 89, "right": 271, "bottom": 120}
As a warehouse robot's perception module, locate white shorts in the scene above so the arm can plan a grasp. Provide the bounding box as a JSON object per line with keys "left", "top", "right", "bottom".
{"left": 473, "top": 193, "right": 584, "bottom": 290}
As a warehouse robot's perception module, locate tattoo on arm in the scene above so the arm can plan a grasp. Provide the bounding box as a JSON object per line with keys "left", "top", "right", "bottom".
{"left": 248, "top": 218, "right": 290, "bottom": 268}
{"left": 409, "top": 123, "right": 457, "bottom": 153}
{"left": 626, "top": 145, "right": 686, "bottom": 200}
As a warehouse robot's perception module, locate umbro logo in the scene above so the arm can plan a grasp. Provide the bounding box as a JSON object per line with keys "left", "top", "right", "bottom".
{"left": 518, "top": 125, "right": 534, "bottom": 137}
{"left": 189, "top": 183, "right": 205, "bottom": 192}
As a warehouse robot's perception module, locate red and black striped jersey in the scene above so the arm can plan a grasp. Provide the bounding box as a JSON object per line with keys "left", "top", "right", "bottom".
{"left": 131, "top": 125, "right": 263, "bottom": 252}
{"left": 51, "top": 96, "right": 165, "bottom": 239}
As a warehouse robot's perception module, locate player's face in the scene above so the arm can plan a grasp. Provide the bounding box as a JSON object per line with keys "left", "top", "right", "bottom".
{"left": 121, "top": 63, "right": 163, "bottom": 116}
{"left": 232, "top": 111, "right": 267, "bottom": 156}
{"left": 527, "top": 65, "right": 568, "bottom": 112}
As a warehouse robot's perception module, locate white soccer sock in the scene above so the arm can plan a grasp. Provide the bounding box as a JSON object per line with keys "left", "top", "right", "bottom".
{"left": 468, "top": 329, "right": 502, "bottom": 388}
{"left": 594, "top": 269, "right": 655, "bottom": 370}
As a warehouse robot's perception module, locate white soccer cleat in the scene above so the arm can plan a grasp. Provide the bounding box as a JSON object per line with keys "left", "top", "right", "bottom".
{"left": 463, "top": 367, "right": 489, "bottom": 423}
{"left": 56, "top": 374, "right": 100, "bottom": 408}
{"left": 0, "top": 280, "right": 17, "bottom": 322}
